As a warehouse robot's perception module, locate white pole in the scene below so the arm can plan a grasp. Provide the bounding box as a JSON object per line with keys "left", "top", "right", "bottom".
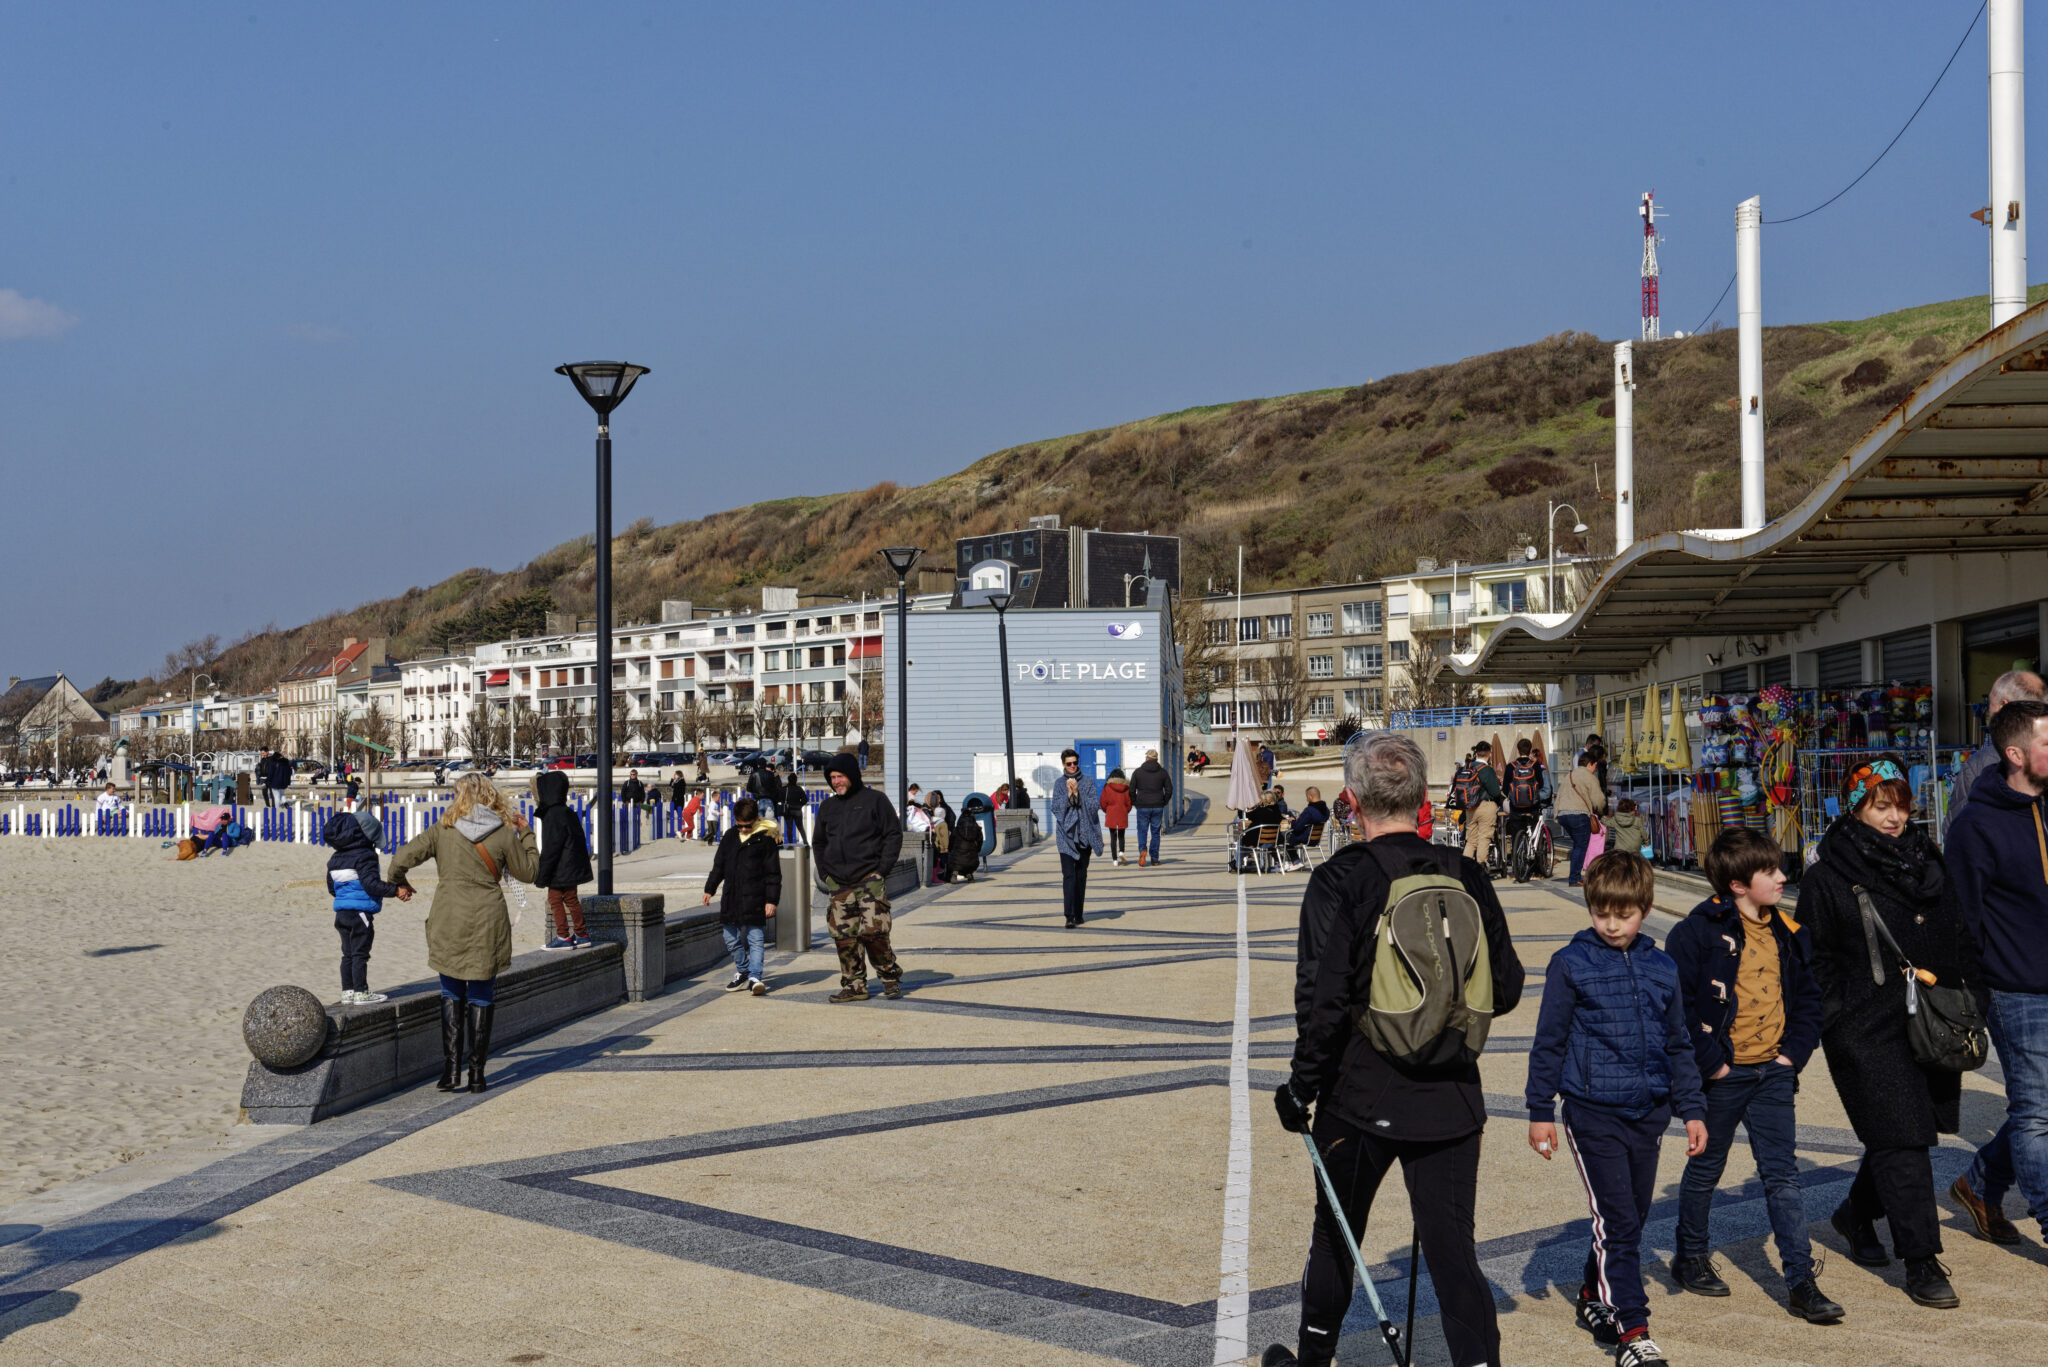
{"left": 1613, "top": 341, "right": 1636, "bottom": 552}
{"left": 1992, "top": 0, "right": 2029, "bottom": 328}
{"left": 1736, "top": 195, "right": 1766, "bottom": 531}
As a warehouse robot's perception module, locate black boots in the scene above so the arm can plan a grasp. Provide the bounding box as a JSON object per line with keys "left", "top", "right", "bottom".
{"left": 1670, "top": 1255, "right": 1730, "bottom": 1297}
{"left": 437, "top": 997, "right": 466, "bottom": 1091}
{"left": 466, "top": 1003, "right": 495, "bottom": 1093}
{"left": 1904, "top": 1256, "right": 1959, "bottom": 1309}
{"left": 1787, "top": 1278, "right": 1845, "bottom": 1323}
{"left": 1830, "top": 1203, "right": 1889, "bottom": 1267}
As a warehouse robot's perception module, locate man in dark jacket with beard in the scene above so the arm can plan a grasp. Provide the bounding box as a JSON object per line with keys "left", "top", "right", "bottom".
{"left": 1267, "top": 731, "right": 1524, "bottom": 1367}
{"left": 1950, "top": 698, "right": 2048, "bottom": 1243}
{"left": 532, "top": 770, "right": 593, "bottom": 948}
{"left": 1128, "top": 748, "right": 1173, "bottom": 866}
{"left": 813, "top": 753, "right": 904, "bottom": 1002}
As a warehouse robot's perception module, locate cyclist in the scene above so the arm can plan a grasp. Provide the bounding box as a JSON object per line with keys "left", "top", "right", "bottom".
{"left": 1456, "top": 740, "right": 1503, "bottom": 868}
{"left": 1502, "top": 737, "right": 1551, "bottom": 881}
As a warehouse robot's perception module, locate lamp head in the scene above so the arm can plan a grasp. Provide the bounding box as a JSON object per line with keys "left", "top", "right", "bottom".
{"left": 1572, "top": 522, "right": 1590, "bottom": 535}
{"left": 985, "top": 591, "right": 1012, "bottom": 612}
{"left": 879, "top": 546, "right": 922, "bottom": 577}
{"left": 555, "top": 361, "right": 650, "bottom": 417}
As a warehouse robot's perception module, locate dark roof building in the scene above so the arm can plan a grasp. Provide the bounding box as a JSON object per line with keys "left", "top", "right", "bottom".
{"left": 952, "top": 515, "right": 1179, "bottom": 610}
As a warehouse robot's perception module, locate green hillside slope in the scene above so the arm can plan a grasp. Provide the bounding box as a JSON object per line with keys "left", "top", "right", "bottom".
{"left": 124, "top": 285, "right": 2048, "bottom": 709}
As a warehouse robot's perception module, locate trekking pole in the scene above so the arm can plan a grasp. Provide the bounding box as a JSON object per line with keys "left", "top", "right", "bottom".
{"left": 1299, "top": 1132, "right": 1406, "bottom": 1367}
{"left": 1403, "top": 1230, "right": 1419, "bottom": 1367}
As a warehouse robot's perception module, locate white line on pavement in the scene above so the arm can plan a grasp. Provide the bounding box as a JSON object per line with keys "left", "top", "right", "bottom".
{"left": 1213, "top": 871, "right": 1253, "bottom": 1365}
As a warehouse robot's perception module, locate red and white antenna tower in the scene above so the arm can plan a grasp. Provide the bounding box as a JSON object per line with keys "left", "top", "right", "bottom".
{"left": 1639, "top": 190, "right": 1666, "bottom": 341}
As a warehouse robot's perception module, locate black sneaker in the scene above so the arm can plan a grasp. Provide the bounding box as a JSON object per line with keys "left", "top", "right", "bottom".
{"left": 723, "top": 972, "right": 748, "bottom": 992}
{"left": 1573, "top": 1288, "right": 1620, "bottom": 1347}
{"left": 1829, "top": 1203, "right": 1889, "bottom": 1267}
{"left": 1787, "top": 1278, "right": 1844, "bottom": 1323}
{"left": 1259, "top": 1348, "right": 1299, "bottom": 1367}
{"left": 828, "top": 986, "right": 868, "bottom": 1003}
{"left": 1615, "top": 1333, "right": 1667, "bottom": 1367}
{"left": 1670, "top": 1255, "right": 1730, "bottom": 1297}
{"left": 1903, "top": 1256, "right": 1959, "bottom": 1309}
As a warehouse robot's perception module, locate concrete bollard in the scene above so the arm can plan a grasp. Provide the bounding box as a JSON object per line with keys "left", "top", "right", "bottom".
{"left": 582, "top": 893, "right": 667, "bottom": 1001}
{"left": 776, "top": 847, "right": 812, "bottom": 953}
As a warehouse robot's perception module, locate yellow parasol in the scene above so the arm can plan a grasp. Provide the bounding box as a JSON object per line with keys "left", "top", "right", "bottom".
{"left": 1661, "top": 684, "right": 1692, "bottom": 769}
{"left": 1636, "top": 685, "right": 1662, "bottom": 769}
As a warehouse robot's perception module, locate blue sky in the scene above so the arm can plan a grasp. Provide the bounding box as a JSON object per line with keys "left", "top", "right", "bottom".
{"left": 0, "top": 1, "right": 2019, "bottom": 685}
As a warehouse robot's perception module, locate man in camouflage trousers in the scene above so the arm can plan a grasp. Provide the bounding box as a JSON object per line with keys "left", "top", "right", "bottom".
{"left": 813, "top": 753, "right": 905, "bottom": 1002}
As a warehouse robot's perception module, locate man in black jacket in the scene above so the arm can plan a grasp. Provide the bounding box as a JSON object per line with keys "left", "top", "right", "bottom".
{"left": 1129, "top": 748, "right": 1173, "bottom": 867}
{"left": 1268, "top": 732, "right": 1524, "bottom": 1367}
{"left": 744, "top": 760, "right": 781, "bottom": 820}
{"left": 781, "top": 766, "right": 809, "bottom": 846}
{"left": 812, "top": 753, "right": 904, "bottom": 1002}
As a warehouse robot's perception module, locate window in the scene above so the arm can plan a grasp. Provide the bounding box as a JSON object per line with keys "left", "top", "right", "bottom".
{"left": 768, "top": 621, "right": 787, "bottom": 636}
{"left": 1208, "top": 619, "right": 1230, "bottom": 644}
{"left": 1021, "top": 534, "right": 1034, "bottom": 555}
{"left": 1390, "top": 639, "right": 1410, "bottom": 662}
{"left": 833, "top": 681, "right": 846, "bottom": 700}
{"left": 1341, "top": 601, "right": 1383, "bottom": 634}
{"left": 1387, "top": 593, "right": 1409, "bottom": 617}
{"left": 1491, "top": 582, "right": 1527, "bottom": 614}
{"left": 1266, "top": 614, "right": 1293, "bottom": 639}
{"left": 1307, "top": 695, "right": 1336, "bottom": 719}
{"left": 1210, "top": 702, "right": 1233, "bottom": 727}
{"left": 762, "top": 650, "right": 779, "bottom": 671}
{"left": 573, "top": 668, "right": 586, "bottom": 685}
{"left": 809, "top": 681, "right": 826, "bottom": 702}
{"left": 1343, "top": 687, "right": 1382, "bottom": 715}
{"left": 1305, "top": 611, "right": 1333, "bottom": 637}
{"left": 539, "top": 699, "right": 554, "bottom": 717}
{"left": 1211, "top": 664, "right": 1231, "bottom": 685}
{"left": 1239, "top": 701, "right": 1263, "bottom": 725}
{"left": 863, "top": 612, "right": 880, "bottom": 628}
{"left": 737, "top": 624, "right": 755, "bottom": 640}
{"left": 1001, "top": 537, "right": 1012, "bottom": 556}
{"left": 714, "top": 627, "right": 728, "bottom": 640}
{"left": 1307, "top": 654, "right": 1334, "bottom": 678}
{"left": 612, "top": 663, "right": 626, "bottom": 679}
{"left": 809, "top": 647, "right": 826, "bottom": 668}
{"left": 833, "top": 645, "right": 847, "bottom": 666}
{"left": 1343, "top": 644, "right": 1383, "bottom": 678}
{"left": 664, "top": 632, "right": 679, "bottom": 646}
{"left": 1239, "top": 616, "right": 1261, "bottom": 642}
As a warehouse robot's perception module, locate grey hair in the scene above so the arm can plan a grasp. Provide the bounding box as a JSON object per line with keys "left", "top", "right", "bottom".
{"left": 1344, "top": 731, "right": 1427, "bottom": 821}
{"left": 1990, "top": 669, "right": 2047, "bottom": 713}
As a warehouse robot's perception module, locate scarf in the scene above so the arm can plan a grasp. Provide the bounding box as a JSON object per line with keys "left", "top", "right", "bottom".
{"left": 1820, "top": 812, "right": 1945, "bottom": 904}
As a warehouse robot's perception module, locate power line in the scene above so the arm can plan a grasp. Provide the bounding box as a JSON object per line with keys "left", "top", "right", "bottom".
{"left": 1765, "top": 2, "right": 1984, "bottom": 225}
{"left": 1689, "top": 273, "right": 1735, "bottom": 337}
{"left": 1685, "top": 2, "right": 1983, "bottom": 333}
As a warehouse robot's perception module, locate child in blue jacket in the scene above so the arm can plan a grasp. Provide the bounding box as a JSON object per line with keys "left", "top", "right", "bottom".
{"left": 1526, "top": 851, "right": 1707, "bottom": 1367}
{"left": 325, "top": 810, "right": 408, "bottom": 1004}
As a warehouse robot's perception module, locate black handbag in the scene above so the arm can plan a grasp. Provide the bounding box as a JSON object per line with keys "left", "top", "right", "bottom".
{"left": 1853, "top": 885, "right": 1989, "bottom": 1073}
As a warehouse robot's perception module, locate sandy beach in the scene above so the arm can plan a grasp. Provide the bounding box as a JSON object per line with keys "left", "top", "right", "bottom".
{"left": 0, "top": 827, "right": 723, "bottom": 1208}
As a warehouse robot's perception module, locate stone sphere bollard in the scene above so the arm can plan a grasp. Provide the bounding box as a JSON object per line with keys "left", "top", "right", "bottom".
{"left": 243, "top": 985, "right": 331, "bottom": 1069}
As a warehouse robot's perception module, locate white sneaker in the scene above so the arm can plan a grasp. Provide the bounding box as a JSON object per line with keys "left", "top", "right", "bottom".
{"left": 749, "top": 978, "right": 767, "bottom": 996}
{"left": 1616, "top": 1334, "right": 1667, "bottom": 1367}
{"left": 356, "top": 991, "right": 388, "bottom": 1003}
{"left": 339, "top": 990, "right": 359, "bottom": 1004}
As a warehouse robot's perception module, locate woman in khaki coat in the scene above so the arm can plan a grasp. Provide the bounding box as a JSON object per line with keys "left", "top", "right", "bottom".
{"left": 390, "top": 774, "right": 538, "bottom": 1093}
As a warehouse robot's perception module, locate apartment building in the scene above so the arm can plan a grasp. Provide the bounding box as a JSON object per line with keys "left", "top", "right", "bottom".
{"left": 1381, "top": 556, "right": 1589, "bottom": 708}
{"left": 198, "top": 693, "right": 278, "bottom": 734}
{"left": 396, "top": 653, "right": 474, "bottom": 758}
{"left": 1198, "top": 579, "right": 1387, "bottom": 740}
{"left": 277, "top": 637, "right": 386, "bottom": 758}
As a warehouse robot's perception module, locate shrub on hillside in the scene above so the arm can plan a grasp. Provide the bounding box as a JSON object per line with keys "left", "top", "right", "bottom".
{"left": 1484, "top": 452, "right": 1563, "bottom": 498}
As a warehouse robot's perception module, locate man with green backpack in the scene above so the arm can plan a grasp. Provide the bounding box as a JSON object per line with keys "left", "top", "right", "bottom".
{"left": 1268, "top": 731, "right": 1526, "bottom": 1367}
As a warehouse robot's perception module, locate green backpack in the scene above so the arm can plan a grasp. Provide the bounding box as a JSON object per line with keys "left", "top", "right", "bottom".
{"left": 1357, "top": 843, "right": 1496, "bottom": 1068}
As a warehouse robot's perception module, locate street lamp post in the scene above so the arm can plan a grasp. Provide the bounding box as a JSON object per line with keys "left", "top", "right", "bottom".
{"left": 986, "top": 592, "right": 1019, "bottom": 808}
{"left": 1547, "top": 501, "right": 1590, "bottom": 616}
{"left": 879, "top": 547, "right": 921, "bottom": 820}
{"left": 556, "top": 361, "right": 651, "bottom": 896}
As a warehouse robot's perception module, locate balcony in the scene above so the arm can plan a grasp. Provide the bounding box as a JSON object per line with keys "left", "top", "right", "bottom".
{"left": 1410, "top": 609, "right": 1468, "bottom": 633}
{"left": 709, "top": 667, "right": 753, "bottom": 682}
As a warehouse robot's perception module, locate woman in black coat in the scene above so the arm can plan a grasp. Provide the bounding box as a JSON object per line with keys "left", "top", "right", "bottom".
{"left": 949, "top": 798, "right": 988, "bottom": 882}
{"left": 1802, "top": 758, "right": 1976, "bottom": 1309}
{"left": 703, "top": 796, "right": 782, "bottom": 995}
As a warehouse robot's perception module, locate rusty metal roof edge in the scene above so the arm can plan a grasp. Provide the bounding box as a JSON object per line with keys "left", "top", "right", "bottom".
{"left": 1452, "top": 299, "right": 2048, "bottom": 680}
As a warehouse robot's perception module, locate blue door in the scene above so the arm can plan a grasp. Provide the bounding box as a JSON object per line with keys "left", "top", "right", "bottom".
{"left": 1074, "top": 739, "right": 1121, "bottom": 784}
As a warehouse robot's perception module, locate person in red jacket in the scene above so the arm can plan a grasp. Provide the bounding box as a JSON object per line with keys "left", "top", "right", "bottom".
{"left": 1098, "top": 768, "right": 1134, "bottom": 866}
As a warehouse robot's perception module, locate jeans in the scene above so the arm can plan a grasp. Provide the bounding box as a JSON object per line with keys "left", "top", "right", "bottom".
{"left": 1676, "top": 1061, "right": 1812, "bottom": 1287}
{"left": 1107, "top": 827, "right": 1126, "bottom": 859}
{"left": 1134, "top": 806, "right": 1163, "bottom": 860}
{"left": 722, "top": 924, "right": 765, "bottom": 979}
{"left": 1967, "top": 988, "right": 2048, "bottom": 1233}
{"left": 438, "top": 974, "right": 495, "bottom": 1007}
{"left": 1060, "top": 848, "right": 1091, "bottom": 923}
{"left": 1558, "top": 812, "right": 1593, "bottom": 884}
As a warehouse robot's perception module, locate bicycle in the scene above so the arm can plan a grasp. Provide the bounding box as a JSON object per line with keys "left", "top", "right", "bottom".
{"left": 1506, "top": 809, "right": 1555, "bottom": 883}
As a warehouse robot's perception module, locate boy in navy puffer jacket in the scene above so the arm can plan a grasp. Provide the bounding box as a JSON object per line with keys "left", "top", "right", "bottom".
{"left": 1527, "top": 851, "right": 1707, "bottom": 1367}
{"left": 326, "top": 811, "right": 407, "bottom": 1005}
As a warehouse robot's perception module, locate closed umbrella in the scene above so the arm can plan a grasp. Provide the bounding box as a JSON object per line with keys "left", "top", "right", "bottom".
{"left": 1661, "top": 686, "right": 1693, "bottom": 769}
{"left": 1227, "top": 736, "right": 1262, "bottom": 812}
{"left": 1637, "top": 685, "right": 1662, "bottom": 768}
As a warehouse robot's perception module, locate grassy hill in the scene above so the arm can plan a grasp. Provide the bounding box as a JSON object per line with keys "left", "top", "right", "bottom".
{"left": 117, "top": 284, "right": 2048, "bottom": 709}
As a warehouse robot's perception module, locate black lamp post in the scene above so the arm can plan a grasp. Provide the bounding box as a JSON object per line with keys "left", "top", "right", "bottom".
{"left": 986, "top": 591, "right": 1019, "bottom": 807}
{"left": 555, "top": 360, "right": 650, "bottom": 896}
{"left": 879, "top": 546, "right": 921, "bottom": 819}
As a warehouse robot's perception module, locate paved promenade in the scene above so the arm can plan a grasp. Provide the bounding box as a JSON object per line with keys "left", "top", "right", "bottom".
{"left": 1, "top": 782, "right": 2041, "bottom": 1365}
